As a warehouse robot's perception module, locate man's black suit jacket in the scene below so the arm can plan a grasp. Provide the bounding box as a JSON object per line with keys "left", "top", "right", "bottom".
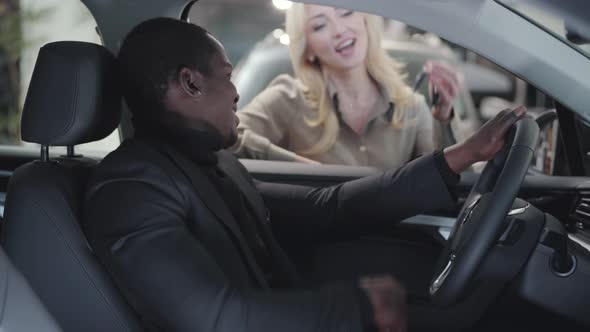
{"left": 83, "top": 138, "right": 455, "bottom": 331}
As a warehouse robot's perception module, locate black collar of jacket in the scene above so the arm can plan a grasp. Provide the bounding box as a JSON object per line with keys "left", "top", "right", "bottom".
{"left": 132, "top": 113, "right": 223, "bottom": 166}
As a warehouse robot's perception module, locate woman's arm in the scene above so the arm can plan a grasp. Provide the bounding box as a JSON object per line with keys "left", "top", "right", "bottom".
{"left": 232, "top": 75, "right": 315, "bottom": 162}
{"left": 234, "top": 98, "right": 298, "bottom": 161}
{"left": 411, "top": 94, "right": 456, "bottom": 157}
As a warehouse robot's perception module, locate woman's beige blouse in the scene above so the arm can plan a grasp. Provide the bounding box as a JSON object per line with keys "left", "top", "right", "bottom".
{"left": 232, "top": 74, "right": 451, "bottom": 170}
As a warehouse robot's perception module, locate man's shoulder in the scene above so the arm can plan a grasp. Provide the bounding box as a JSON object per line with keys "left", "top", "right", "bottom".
{"left": 98, "top": 138, "right": 163, "bottom": 171}
{"left": 87, "top": 138, "right": 182, "bottom": 193}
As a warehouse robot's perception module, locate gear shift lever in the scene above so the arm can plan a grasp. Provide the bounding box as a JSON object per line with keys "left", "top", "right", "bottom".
{"left": 540, "top": 214, "right": 575, "bottom": 275}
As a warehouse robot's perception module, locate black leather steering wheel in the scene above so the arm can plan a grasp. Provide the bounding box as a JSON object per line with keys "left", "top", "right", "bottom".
{"left": 429, "top": 116, "right": 539, "bottom": 305}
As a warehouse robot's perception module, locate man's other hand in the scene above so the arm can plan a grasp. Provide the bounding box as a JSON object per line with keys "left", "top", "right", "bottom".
{"left": 444, "top": 106, "right": 527, "bottom": 174}
{"left": 359, "top": 276, "right": 407, "bottom": 332}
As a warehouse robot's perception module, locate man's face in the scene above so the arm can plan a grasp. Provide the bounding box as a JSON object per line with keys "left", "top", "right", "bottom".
{"left": 172, "top": 38, "right": 240, "bottom": 148}
{"left": 199, "top": 42, "right": 240, "bottom": 147}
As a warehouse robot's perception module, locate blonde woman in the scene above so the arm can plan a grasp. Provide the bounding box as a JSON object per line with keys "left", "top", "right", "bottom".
{"left": 232, "top": 4, "right": 460, "bottom": 170}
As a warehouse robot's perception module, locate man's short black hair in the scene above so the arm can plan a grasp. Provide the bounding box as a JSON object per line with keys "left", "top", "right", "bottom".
{"left": 118, "top": 17, "right": 218, "bottom": 122}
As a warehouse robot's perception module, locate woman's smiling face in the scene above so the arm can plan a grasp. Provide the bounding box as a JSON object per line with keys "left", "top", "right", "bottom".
{"left": 303, "top": 5, "right": 369, "bottom": 72}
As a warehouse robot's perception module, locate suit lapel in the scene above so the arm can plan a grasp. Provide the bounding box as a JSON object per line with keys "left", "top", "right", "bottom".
{"left": 216, "top": 152, "right": 301, "bottom": 286}
{"left": 148, "top": 141, "right": 269, "bottom": 288}
{"left": 216, "top": 152, "right": 268, "bottom": 224}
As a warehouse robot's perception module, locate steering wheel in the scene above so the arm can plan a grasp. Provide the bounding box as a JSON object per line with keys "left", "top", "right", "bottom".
{"left": 429, "top": 116, "right": 539, "bottom": 305}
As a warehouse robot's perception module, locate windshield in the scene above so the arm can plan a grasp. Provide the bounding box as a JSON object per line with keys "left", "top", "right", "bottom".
{"left": 497, "top": 0, "right": 590, "bottom": 58}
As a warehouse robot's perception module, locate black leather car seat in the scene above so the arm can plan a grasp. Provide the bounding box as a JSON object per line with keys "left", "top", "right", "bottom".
{"left": 1, "top": 41, "right": 143, "bottom": 332}
{"left": 0, "top": 247, "right": 62, "bottom": 332}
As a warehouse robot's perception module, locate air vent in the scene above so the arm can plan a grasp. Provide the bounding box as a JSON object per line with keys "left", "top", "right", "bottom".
{"left": 572, "top": 191, "right": 590, "bottom": 230}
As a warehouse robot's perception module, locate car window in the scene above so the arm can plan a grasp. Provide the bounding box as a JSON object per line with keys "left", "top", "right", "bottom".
{"left": 1, "top": 0, "right": 119, "bottom": 156}
{"left": 530, "top": 112, "right": 559, "bottom": 175}
{"left": 189, "top": 1, "right": 557, "bottom": 174}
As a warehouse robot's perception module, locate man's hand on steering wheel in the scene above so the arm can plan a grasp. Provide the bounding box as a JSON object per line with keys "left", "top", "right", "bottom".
{"left": 443, "top": 106, "right": 527, "bottom": 174}
{"left": 430, "top": 106, "right": 538, "bottom": 306}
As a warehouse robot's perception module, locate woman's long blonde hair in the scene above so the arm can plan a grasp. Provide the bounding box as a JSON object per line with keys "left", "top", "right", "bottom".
{"left": 286, "top": 4, "right": 415, "bottom": 156}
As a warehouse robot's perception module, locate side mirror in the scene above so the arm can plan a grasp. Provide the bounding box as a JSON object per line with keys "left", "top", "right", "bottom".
{"left": 529, "top": 109, "right": 559, "bottom": 175}
{"left": 566, "top": 24, "right": 590, "bottom": 45}
{"left": 535, "top": 109, "right": 557, "bottom": 129}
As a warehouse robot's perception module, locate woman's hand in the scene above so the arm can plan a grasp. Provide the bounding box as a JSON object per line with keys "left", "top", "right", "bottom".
{"left": 424, "top": 60, "right": 463, "bottom": 122}
{"left": 294, "top": 154, "right": 321, "bottom": 164}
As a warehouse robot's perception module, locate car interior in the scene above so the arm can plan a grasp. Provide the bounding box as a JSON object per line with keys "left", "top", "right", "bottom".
{"left": 1, "top": 41, "right": 143, "bottom": 332}
{"left": 0, "top": 247, "right": 61, "bottom": 332}
{"left": 0, "top": 0, "right": 590, "bottom": 331}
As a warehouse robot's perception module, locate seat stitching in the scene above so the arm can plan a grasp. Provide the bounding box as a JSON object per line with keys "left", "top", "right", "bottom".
{"left": 25, "top": 196, "right": 134, "bottom": 331}
{"left": 49, "top": 52, "right": 80, "bottom": 142}
{"left": 0, "top": 253, "right": 8, "bottom": 324}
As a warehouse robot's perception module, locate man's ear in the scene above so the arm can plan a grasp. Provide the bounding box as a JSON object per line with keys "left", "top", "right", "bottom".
{"left": 178, "top": 67, "right": 204, "bottom": 98}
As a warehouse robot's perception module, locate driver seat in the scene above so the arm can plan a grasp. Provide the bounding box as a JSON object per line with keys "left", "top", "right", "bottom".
{"left": 1, "top": 41, "right": 142, "bottom": 331}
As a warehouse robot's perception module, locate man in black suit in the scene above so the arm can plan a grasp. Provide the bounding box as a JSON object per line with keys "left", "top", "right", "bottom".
{"left": 83, "top": 18, "right": 525, "bottom": 332}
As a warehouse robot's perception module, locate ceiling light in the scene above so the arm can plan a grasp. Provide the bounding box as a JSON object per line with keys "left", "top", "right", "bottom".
{"left": 279, "top": 34, "right": 290, "bottom": 45}
{"left": 272, "top": 29, "right": 284, "bottom": 39}
{"left": 272, "top": 0, "right": 292, "bottom": 11}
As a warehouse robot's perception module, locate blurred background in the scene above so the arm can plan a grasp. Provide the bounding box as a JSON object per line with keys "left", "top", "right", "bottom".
{"left": 0, "top": 0, "right": 563, "bottom": 174}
